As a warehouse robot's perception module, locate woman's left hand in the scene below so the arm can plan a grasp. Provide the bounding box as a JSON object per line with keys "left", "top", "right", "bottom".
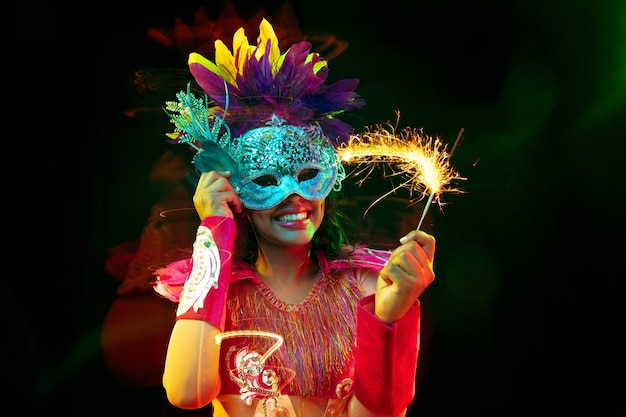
{"left": 374, "top": 230, "right": 436, "bottom": 324}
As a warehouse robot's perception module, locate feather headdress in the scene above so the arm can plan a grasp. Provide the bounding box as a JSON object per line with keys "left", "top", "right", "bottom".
{"left": 185, "top": 18, "right": 365, "bottom": 143}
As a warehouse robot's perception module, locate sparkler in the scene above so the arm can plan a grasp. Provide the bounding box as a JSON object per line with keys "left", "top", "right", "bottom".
{"left": 338, "top": 123, "right": 465, "bottom": 231}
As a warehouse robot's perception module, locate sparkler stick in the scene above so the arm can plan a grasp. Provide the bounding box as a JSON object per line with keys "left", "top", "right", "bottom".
{"left": 415, "top": 192, "right": 435, "bottom": 231}
{"left": 338, "top": 123, "right": 465, "bottom": 230}
{"left": 449, "top": 127, "right": 464, "bottom": 157}
{"left": 415, "top": 127, "right": 465, "bottom": 230}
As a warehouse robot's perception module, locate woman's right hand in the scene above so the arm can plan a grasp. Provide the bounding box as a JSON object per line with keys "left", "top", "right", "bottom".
{"left": 193, "top": 171, "right": 243, "bottom": 219}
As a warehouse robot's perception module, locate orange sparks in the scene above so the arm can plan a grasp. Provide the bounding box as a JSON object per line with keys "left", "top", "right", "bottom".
{"left": 338, "top": 124, "right": 465, "bottom": 222}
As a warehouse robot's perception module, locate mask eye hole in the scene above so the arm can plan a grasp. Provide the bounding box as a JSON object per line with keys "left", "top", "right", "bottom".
{"left": 252, "top": 175, "right": 279, "bottom": 187}
{"left": 297, "top": 168, "right": 319, "bottom": 182}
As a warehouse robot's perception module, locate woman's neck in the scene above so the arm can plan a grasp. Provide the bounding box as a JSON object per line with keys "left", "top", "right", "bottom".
{"left": 254, "top": 244, "right": 314, "bottom": 283}
{"left": 253, "top": 244, "right": 320, "bottom": 303}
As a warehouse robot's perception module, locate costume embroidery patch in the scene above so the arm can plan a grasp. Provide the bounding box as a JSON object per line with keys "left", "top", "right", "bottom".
{"left": 176, "top": 225, "right": 220, "bottom": 315}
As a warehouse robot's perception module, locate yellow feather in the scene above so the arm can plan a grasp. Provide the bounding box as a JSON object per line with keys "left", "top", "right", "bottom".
{"left": 216, "top": 41, "right": 239, "bottom": 83}
{"left": 306, "top": 53, "right": 327, "bottom": 74}
{"left": 258, "top": 18, "right": 280, "bottom": 74}
{"left": 313, "top": 60, "right": 327, "bottom": 74}
{"left": 277, "top": 53, "right": 286, "bottom": 69}
{"left": 189, "top": 50, "right": 236, "bottom": 86}
{"left": 231, "top": 27, "right": 249, "bottom": 76}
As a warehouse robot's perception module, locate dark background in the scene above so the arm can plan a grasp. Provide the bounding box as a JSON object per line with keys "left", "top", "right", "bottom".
{"left": 6, "top": 0, "right": 625, "bottom": 415}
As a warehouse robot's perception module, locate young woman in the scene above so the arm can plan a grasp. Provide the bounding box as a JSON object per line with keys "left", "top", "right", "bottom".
{"left": 152, "top": 18, "right": 436, "bottom": 417}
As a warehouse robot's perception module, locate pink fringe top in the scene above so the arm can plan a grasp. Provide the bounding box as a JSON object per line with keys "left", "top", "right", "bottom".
{"left": 153, "top": 244, "right": 391, "bottom": 400}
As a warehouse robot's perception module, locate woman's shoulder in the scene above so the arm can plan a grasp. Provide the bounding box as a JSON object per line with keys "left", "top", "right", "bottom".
{"left": 231, "top": 261, "right": 260, "bottom": 283}
{"left": 320, "top": 244, "right": 391, "bottom": 274}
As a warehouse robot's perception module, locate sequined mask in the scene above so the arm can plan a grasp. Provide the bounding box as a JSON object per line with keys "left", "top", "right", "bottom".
{"left": 230, "top": 118, "right": 345, "bottom": 211}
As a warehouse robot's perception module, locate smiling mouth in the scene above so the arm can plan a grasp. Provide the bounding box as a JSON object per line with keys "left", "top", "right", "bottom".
{"left": 275, "top": 212, "right": 308, "bottom": 223}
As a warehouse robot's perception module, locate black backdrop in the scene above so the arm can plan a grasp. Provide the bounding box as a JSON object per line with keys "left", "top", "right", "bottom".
{"left": 7, "top": 0, "right": 625, "bottom": 415}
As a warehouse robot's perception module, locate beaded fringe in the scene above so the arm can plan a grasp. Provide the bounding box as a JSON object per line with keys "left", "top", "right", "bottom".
{"left": 227, "top": 271, "right": 361, "bottom": 397}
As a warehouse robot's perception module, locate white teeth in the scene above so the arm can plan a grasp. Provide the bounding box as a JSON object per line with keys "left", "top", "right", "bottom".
{"left": 276, "top": 212, "right": 307, "bottom": 222}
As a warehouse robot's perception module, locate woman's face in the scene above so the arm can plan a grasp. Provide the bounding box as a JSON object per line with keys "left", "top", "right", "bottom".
{"left": 247, "top": 194, "right": 325, "bottom": 248}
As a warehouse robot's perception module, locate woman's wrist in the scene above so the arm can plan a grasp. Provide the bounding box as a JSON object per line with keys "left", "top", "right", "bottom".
{"left": 175, "top": 216, "right": 237, "bottom": 331}
{"left": 354, "top": 294, "right": 421, "bottom": 416}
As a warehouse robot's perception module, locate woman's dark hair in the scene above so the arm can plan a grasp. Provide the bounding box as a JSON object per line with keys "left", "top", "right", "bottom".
{"left": 233, "top": 191, "right": 362, "bottom": 264}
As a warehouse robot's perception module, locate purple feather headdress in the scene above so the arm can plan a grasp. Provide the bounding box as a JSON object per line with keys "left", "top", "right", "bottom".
{"left": 186, "top": 18, "right": 365, "bottom": 144}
